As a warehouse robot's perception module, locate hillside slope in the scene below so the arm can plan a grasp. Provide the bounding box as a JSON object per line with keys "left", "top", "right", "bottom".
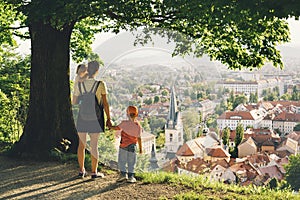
{"left": 0, "top": 155, "right": 298, "bottom": 200}
{"left": 0, "top": 155, "right": 186, "bottom": 200}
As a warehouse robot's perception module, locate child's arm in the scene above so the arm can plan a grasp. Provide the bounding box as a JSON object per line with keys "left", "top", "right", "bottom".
{"left": 108, "top": 125, "right": 120, "bottom": 131}
{"left": 137, "top": 123, "right": 143, "bottom": 154}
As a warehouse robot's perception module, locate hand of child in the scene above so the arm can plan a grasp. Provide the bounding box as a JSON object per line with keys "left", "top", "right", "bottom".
{"left": 139, "top": 149, "right": 143, "bottom": 154}
{"left": 115, "top": 130, "right": 121, "bottom": 138}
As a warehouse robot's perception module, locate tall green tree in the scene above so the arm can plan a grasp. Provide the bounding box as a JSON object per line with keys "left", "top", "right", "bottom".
{"left": 291, "top": 86, "right": 300, "bottom": 101}
{"left": 232, "top": 123, "right": 244, "bottom": 158}
{"left": 222, "top": 127, "right": 230, "bottom": 146}
{"left": 233, "top": 95, "right": 247, "bottom": 110}
{"left": 284, "top": 154, "right": 300, "bottom": 191}
{"left": 1, "top": 0, "right": 299, "bottom": 157}
{"left": 154, "top": 95, "right": 160, "bottom": 103}
{"left": 249, "top": 92, "right": 258, "bottom": 103}
{"left": 235, "top": 123, "right": 244, "bottom": 147}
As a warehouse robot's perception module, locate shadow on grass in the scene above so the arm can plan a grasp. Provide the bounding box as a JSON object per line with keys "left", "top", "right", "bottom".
{"left": 0, "top": 155, "right": 129, "bottom": 200}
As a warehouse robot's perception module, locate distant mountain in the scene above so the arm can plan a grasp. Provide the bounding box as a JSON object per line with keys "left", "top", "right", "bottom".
{"left": 94, "top": 31, "right": 300, "bottom": 70}
{"left": 94, "top": 31, "right": 177, "bottom": 66}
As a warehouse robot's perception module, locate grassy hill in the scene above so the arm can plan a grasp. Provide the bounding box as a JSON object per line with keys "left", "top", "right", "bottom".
{"left": 0, "top": 152, "right": 299, "bottom": 200}
{"left": 137, "top": 172, "right": 299, "bottom": 200}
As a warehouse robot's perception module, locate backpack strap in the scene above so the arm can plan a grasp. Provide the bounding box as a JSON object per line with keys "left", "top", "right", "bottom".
{"left": 90, "top": 81, "right": 100, "bottom": 93}
{"left": 78, "top": 82, "right": 88, "bottom": 95}
{"left": 78, "top": 82, "right": 83, "bottom": 95}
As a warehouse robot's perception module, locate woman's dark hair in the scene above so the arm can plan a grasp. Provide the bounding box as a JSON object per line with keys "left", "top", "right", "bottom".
{"left": 87, "top": 61, "right": 100, "bottom": 77}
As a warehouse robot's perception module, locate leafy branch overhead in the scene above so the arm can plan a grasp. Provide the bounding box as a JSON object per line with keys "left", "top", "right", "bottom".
{"left": 2, "top": 0, "right": 299, "bottom": 69}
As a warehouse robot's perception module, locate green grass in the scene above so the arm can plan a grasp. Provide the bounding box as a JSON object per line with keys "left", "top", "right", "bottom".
{"left": 137, "top": 171, "right": 300, "bottom": 200}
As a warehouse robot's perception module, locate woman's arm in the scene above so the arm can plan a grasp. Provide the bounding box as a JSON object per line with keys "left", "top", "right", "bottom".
{"left": 72, "top": 79, "right": 79, "bottom": 105}
{"left": 72, "top": 95, "right": 78, "bottom": 105}
{"left": 102, "top": 94, "right": 112, "bottom": 127}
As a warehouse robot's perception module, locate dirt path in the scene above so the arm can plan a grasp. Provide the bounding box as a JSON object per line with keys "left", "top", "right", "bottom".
{"left": 0, "top": 155, "right": 185, "bottom": 200}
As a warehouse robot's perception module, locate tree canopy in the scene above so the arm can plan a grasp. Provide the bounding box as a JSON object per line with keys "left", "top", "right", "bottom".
{"left": 1, "top": 0, "right": 300, "bottom": 156}
{"left": 2, "top": 0, "right": 299, "bottom": 69}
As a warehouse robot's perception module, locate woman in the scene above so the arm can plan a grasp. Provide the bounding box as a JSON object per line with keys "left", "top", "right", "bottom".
{"left": 72, "top": 61, "right": 111, "bottom": 180}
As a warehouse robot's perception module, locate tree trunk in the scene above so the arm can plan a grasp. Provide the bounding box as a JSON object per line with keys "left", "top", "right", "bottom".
{"left": 14, "top": 21, "right": 78, "bottom": 157}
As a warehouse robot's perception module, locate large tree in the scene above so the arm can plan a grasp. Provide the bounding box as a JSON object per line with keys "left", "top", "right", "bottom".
{"left": 1, "top": 0, "right": 299, "bottom": 157}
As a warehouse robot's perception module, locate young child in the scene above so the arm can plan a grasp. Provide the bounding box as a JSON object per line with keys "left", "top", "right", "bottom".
{"left": 72, "top": 64, "right": 88, "bottom": 105}
{"left": 74, "top": 64, "right": 88, "bottom": 84}
{"left": 109, "top": 106, "right": 142, "bottom": 183}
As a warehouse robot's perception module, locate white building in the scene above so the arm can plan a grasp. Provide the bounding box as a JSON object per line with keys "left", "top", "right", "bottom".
{"left": 215, "top": 78, "right": 284, "bottom": 98}
{"left": 210, "top": 164, "right": 236, "bottom": 183}
{"left": 215, "top": 81, "right": 258, "bottom": 96}
{"left": 199, "top": 99, "right": 215, "bottom": 120}
{"left": 165, "top": 87, "right": 184, "bottom": 159}
{"left": 141, "top": 131, "right": 156, "bottom": 155}
{"left": 217, "top": 111, "right": 261, "bottom": 130}
{"left": 260, "top": 114, "right": 273, "bottom": 129}
{"left": 273, "top": 112, "right": 300, "bottom": 135}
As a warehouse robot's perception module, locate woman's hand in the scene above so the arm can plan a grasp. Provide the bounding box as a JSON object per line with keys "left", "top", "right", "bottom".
{"left": 106, "top": 118, "right": 112, "bottom": 128}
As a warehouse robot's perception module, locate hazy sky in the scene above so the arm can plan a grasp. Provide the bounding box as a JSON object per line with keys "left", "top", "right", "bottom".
{"left": 285, "top": 18, "right": 300, "bottom": 47}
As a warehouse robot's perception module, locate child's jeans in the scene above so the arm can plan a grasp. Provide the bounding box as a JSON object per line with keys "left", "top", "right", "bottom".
{"left": 118, "top": 144, "right": 137, "bottom": 178}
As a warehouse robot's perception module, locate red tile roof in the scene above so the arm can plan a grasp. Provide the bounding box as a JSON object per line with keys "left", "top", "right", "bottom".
{"left": 273, "top": 112, "right": 300, "bottom": 122}
{"left": 245, "top": 104, "right": 259, "bottom": 111}
{"left": 239, "top": 137, "right": 257, "bottom": 147}
{"left": 177, "top": 158, "right": 211, "bottom": 174}
{"left": 259, "top": 165, "right": 284, "bottom": 180}
{"left": 161, "top": 158, "right": 178, "bottom": 172}
{"left": 228, "top": 128, "right": 281, "bottom": 147}
{"left": 176, "top": 143, "right": 195, "bottom": 156}
{"left": 218, "top": 111, "right": 254, "bottom": 120}
{"left": 206, "top": 147, "right": 231, "bottom": 158}
{"left": 286, "top": 132, "right": 300, "bottom": 143}
{"left": 210, "top": 159, "right": 230, "bottom": 169}
{"left": 267, "top": 101, "right": 300, "bottom": 108}
{"left": 246, "top": 153, "right": 270, "bottom": 165}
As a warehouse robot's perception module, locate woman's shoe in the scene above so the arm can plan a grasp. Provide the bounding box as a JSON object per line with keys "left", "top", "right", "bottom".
{"left": 78, "top": 171, "right": 88, "bottom": 178}
{"left": 91, "top": 172, "right": 104, "bottom": 180}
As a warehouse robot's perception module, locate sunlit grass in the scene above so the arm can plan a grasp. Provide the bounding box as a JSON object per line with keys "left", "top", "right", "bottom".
{"left": 137, "top": 171, "right": 299, "bottom": 200}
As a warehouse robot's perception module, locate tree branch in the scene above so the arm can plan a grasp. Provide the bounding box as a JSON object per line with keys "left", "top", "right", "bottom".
{"left": 12, "top": 32, "right": 30, "bottom": 39}
{"left": 0, "top": 25, "right": 28, "bottom": 30}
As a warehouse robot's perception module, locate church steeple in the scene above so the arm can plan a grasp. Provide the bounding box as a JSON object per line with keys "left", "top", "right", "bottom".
{"left": 164, "top": 86, "right": 184, "bottom": 159}
{"left": 149, "top": 144, "right": 159, "bottom": 171}
{"left": 167, "top": 86, "right": 178, "bottom": 129}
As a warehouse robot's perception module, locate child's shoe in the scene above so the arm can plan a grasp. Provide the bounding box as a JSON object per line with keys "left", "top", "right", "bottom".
{"left": 117, "top": 174, "right": 128, "bottom": 182}
{"left": 127, "top": 176, "right": 136, "bottom": 183}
